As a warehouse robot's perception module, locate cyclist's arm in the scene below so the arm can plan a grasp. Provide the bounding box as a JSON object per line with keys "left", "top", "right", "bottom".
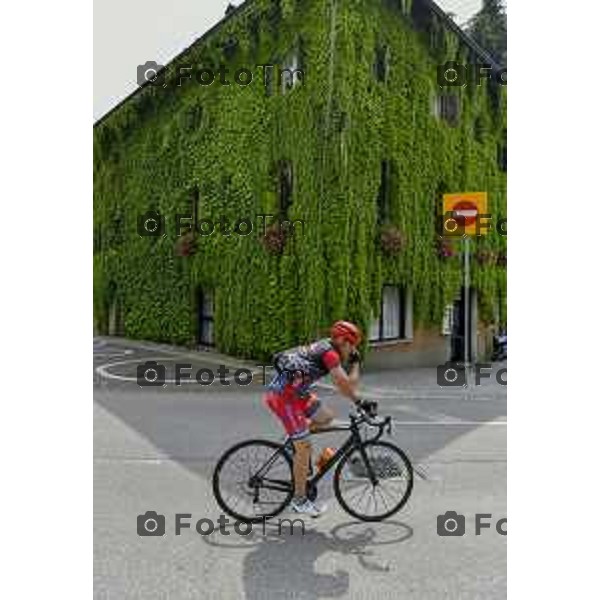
{"left": 329, "top": 365, "right": 360, "bottom": 403}
{"left": 347, "top": 361, "right": 360, "bottom": 389}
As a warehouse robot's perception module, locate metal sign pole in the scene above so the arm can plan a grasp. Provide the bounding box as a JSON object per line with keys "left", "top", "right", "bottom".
{"left": 464, "top": 236, "right": 471, "bottom": 388}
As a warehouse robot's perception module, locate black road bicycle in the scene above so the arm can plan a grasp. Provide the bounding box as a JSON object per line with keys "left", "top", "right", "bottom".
{"left": 212, "top": 404, "right": 414, "bottom": 523}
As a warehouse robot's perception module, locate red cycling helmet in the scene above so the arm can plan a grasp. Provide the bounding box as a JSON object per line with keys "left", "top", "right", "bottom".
{"left": 330, "top": 321, "right": 362, "bottom": 345}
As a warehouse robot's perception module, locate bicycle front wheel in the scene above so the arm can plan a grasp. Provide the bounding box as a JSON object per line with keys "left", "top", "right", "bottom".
{"left": 212, "top": 439, "right": 294, "bottom": 523}
{"left": 333, "top": 440, "right": 413, "bottom": 522}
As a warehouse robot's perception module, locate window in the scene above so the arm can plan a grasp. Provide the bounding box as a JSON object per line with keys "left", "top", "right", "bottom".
{"left": 273, "top": 160, "right": 293, "bottom": 218}
{"left": 497, "top": 144, "right": 507, "bottom": 172}
{"left": 280, "top": 48, "right": 304, "bottom": 94}
{"left": 249, "top": 16, "right": 260, "bottom": 56}
{"left": 221, "top": 36, "right": 238, "bottom": 61}
{"left": 93, "top": 225, "right": 102, "bottom": 254}
{"left": 264, "top": 61, "right": 275, "bottom": 97}
{"left": 377, "top": 160, "right": 396, "bottom": 224}
{"left": 434, "top": 94, "right": 460, "bottom": 127}
{"left": 369, "top": 286, "right": 412, "bottom": 342}
{"left": 191, "top": 186, "right": 199, "bottom": 230}
{"left": 497, "top": 128, "right": 507, "bottom": 172}
{"left": 197, "top": 288, "right": 215, "bottom": 347}
{"left": 185, "top": 104, "right": 203, "bottom": 130}
{"left": 107, "top": 210, "right": 124, "bottom": 247}
{"left": 474, "top": 116, "right": 486, "bottom": 142}
{"left": 374, "top": 45, "right": 389, "bottom": 83}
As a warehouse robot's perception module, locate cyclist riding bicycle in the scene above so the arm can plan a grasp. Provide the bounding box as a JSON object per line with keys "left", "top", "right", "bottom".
{"left": 264, "top": 320, "right": 368, "bottom": 517}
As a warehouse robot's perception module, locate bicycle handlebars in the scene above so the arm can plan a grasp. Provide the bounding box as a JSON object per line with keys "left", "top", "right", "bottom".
{"left": 353, "top": 406, "right": 392, "bottom": 433}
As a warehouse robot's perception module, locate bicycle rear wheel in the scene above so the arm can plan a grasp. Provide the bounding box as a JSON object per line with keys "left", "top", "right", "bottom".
{"left": 212, "top": 439, "right": 294, "bottom": 523}
{"left": 333, "top": 440, "right": 413, "bottom": 522}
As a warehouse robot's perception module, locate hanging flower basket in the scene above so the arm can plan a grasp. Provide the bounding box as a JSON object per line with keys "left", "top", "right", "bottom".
{"left": 261, "top": 223, "right": 287, "bottom": 255}
{"left": 379, "top": 226, "right": 406, "bottom": 257}
{"left": 475, "top": 249, "right": 495, "bottom": 266}
{"left": 175, "top": 232, "right": 197, "bottom": 257}
{"left": 437, "top": 238, "right": 455, "bottom": 259}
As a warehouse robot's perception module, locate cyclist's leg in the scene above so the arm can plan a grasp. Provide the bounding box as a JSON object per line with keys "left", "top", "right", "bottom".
{"left": 305, "top": 395, "right": 334, "bottom": 432}
{"left": 265, "top": 391, "right": 312, "bottom": 497}
{"left": 292, "top": 436, "right": 311, "bottom": 497}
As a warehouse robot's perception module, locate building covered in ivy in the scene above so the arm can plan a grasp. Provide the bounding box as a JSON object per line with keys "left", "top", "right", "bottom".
{"left": 94, "top": 0, "right": 507, "bottom": 367}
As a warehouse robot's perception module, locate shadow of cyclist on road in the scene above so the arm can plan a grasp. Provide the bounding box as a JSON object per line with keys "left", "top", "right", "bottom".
{"left": 203, "top": 519, "right": 412, "bottom": 600}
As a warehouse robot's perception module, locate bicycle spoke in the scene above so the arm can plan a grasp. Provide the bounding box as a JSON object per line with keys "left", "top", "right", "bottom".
{"left": 375, "top": 485, "right": 390, "bottom": 512}
{"left": 346, "top": 482, "right": 371, "bottom": 507}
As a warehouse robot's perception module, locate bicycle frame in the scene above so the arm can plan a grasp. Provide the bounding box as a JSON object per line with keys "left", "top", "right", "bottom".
{"left": 251, "top": 413, "right": 392, "bottom": 492}
{"left": 307, "top": 414, "right": 391, "bottom": 487}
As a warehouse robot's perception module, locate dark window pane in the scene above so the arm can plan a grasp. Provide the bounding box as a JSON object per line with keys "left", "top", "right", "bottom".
{"left": 277, "top": 160, "right": 293, "bottom": 216}
{"left": 437, "top": 94, "right": 460, "bottom": 126}
{"left": 374, "top": 45, "right": 389, "bottom": 82}
{"left": 197, "top": 288, "right": 215, "bottom": 346}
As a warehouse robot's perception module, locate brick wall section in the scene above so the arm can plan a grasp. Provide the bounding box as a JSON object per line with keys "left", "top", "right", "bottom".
{"left": 365, "top": 328, "right": 449, "bottom": 370}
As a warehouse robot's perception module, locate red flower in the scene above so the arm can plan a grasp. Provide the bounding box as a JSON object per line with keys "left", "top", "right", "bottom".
{"left": 476, "top": 249, "right": 495, "bottom": 266}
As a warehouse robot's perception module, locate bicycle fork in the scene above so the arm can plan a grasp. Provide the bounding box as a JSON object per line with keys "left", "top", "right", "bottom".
{"left": 355, "top": 441, "right": 379, "bottom": 486}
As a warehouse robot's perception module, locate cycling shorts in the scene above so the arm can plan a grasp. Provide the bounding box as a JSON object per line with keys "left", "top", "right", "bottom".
{"left": 264, "top": 387, "right": 321, "bottom": 440}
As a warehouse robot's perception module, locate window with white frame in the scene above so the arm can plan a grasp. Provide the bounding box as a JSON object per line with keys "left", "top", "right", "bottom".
{"left": 369, "top": 286, "right": 413, "bottom": 342}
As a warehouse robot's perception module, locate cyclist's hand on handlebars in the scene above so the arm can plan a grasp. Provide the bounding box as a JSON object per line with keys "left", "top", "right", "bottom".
{"left": 356, "top": 399, "right": 378, "bottom": 417}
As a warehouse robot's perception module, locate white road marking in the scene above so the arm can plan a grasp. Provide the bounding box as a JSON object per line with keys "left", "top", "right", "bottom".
{"left": 392, "top": 420, "right": 506, "bottom": 426}
{"left": 101, "top": 340, "right": 252, "bottom": 370}
{"left": 315, "top": 381, "right": 503, "bottom": 403}
{"left": 94, "top": 457, "right": 166, "bottom": 464}
{"left": 95, "top": 357, "right": 265, "bottom": 384}
{"left": 94, "top": 350, "right": 135, "bottom": 359}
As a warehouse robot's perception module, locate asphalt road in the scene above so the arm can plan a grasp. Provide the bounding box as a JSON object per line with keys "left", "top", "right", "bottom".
{"left": 94, "top": 338, "right": 507, "bottom": 600}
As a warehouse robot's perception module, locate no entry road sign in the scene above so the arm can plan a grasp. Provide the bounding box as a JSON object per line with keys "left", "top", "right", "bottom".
{"left": 442, "top": 192, "right": 489, "bottom": 236}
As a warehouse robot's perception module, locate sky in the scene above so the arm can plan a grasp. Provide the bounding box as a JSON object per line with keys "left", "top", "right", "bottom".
{"left": 94, "top": 0, "right": 486, "bottom": 122}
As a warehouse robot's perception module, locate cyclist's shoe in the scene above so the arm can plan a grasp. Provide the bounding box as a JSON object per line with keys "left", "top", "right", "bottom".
{"left": 290, "top": 497, "right": 326, "bottom": 518}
